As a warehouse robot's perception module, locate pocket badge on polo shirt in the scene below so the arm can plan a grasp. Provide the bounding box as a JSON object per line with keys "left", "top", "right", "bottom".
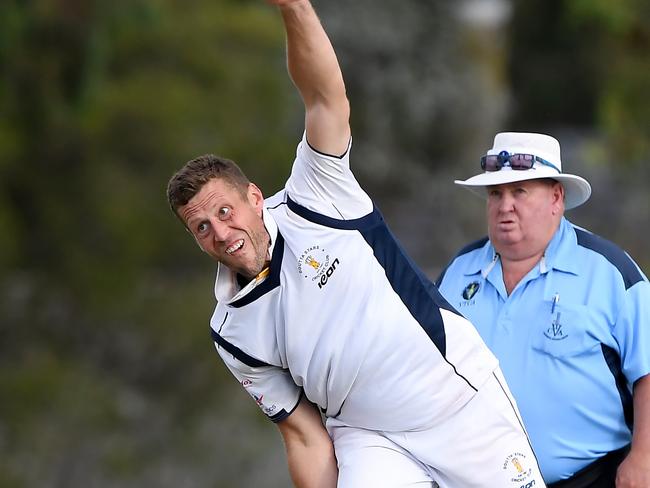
{"left": 544, "top": 311, "right": 569, "bottom": 341}
{"left": 462, "top": 281, "right": 480, "bottom": 300}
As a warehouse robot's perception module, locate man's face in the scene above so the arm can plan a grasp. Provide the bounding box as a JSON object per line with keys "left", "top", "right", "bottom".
{"left": 486, "top": 179, "right": 564, "bottom": 261}
{"left": 179, "top": 178, "right": 270, "bottom": 279}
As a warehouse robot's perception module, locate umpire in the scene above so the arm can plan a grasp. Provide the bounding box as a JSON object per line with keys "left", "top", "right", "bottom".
{"left": 436, "top": 132, "right": 650, "bottom": 487}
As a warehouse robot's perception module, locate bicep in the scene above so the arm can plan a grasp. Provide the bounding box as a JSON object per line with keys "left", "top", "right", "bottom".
{"left": 304, "top": 99, "right": 350, "bottom": 158}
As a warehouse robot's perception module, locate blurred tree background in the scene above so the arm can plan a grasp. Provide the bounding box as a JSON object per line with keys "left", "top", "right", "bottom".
{"left": 0, "top": 0, "right": 647, "bottom": 486}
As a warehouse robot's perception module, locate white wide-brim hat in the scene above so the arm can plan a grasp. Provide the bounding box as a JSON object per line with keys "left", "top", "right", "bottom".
{"left": 455, "top": 132, "right": 592, "bottom": 209}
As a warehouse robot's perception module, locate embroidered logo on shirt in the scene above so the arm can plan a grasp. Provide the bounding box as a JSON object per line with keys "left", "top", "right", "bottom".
{"left": 462, "top": 281, "right": 480, "bottom": 300}
{"left": 544, "top": 312, "right": 568, "bottom": 341}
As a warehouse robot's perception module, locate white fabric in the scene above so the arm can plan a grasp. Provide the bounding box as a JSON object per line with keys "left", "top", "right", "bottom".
{"left": 329, "top": 370, "right": 544, "bottom": 487}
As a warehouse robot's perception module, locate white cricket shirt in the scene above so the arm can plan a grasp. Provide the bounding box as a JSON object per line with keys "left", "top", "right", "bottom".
{"left": 210, "top": 135, "right": 498, "bottom": 431}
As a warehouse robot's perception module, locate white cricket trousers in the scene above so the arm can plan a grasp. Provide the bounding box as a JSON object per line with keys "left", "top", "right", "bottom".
{"left": 327, "top": 368, "right": 545, "bottom": 488}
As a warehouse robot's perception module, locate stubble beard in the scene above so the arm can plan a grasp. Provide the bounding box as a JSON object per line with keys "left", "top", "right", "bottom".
{"left": 239, "top": 225, "right": 271, "bottom": 280}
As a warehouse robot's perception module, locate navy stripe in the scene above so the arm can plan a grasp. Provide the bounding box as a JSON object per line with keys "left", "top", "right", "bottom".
{"left": 360, "top": 220, "right": 453, "bottom": 356}
{"left": 270, "top": 391, "right": 304, "bottom": 423}
{"left": 287, "top": 197, "right": 453, "bottom": 357}
{"left": 435, "top": 236, "right": 489, "bottom": 286}
{"left": 230, "top": 233, "right": 285, "bottom": 308}
{"left": 287, "top": 196, "right": 381, "bottom": 230}
{"left": 211, "top": 328, "right": 270, "bottom": 368}
{"left": 601, "top": 344, "right": 634, "bottom": 431}
{"left": 269, "top": 408, "right": 291, "bottom": 423}
{"left": 575, "top": 228, "right": 644, "bottom": 290}
{"left": 306, "top": 139, "right": 348, "bottom": 160}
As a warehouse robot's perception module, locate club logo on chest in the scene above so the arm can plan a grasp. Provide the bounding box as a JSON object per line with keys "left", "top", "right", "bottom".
{"left": 297, "top": 245, "right": 340, "bottom": 289}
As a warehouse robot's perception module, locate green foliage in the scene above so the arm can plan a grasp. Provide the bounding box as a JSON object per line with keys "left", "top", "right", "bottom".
{"left": 510, "top": 0, "right": 650, "bottom": 164}
{"left": 0, "top": 0, "right": 297, "bottom": 485}
{"left": 566, "top": 0, "right": 638, "bottom": 34}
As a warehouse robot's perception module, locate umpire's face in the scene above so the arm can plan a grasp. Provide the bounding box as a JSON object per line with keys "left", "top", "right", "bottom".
{"left": 486, "top": 178, "right": 564, "bottom": 262}
{"left": 179, "top": 177, "right": 270, "bottom": 279}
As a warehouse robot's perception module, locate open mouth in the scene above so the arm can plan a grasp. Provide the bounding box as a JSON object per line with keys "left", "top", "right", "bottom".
{"left": 225, "top": 239, "right": 244, "bottom": 255}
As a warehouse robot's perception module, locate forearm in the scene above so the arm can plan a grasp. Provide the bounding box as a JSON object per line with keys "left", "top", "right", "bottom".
{"left": 278, "top": 397, "right": 338, "bottom": 488}
{"left": 630, "top": 374, "right": 650, "bottom": 459}
{"left": 279, "top": 1, "right": 345, "bottom": 108}
{"left": 616, "top": 373, "right": 650, "bottom": 487}
{"left": 285, "top": 434, "right": 338, "bottom": 488}
{"left": 275, "top": 0, "right": 350, "bottom": 153}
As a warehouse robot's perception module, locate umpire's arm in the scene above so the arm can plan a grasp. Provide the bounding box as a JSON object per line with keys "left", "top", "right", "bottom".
{"left": 616, "top": 373, "right": 650, "bottom": 487}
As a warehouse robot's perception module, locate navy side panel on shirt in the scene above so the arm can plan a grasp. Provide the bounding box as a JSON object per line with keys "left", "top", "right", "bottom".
{"left": 287, "top": 197, "right": 452, "bottom": 357}
{"left": 435, "top": 236, "right": 489, "bottom": 287}
{"left": 575, "top": 228, "right": 644, "bottom": 290}
{"left": 601, "top": 344, "right": 634, "bottom": 431}
{"left": 575, "top": 227, "right": 643, "bottom": 433}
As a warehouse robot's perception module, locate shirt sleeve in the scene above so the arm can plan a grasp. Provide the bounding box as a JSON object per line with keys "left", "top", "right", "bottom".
{"left": 615, "top": 279, "right": 650, "bottom": 384}
{"left": 216, "top": 343, "right": 303, "bottom": 423}
{"left": 285, "top": 133, "right": 373, "bottom": 219}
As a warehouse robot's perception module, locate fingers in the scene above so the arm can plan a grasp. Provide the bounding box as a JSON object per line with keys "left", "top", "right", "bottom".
{"left": 266, "top": 0, "right": 308, "bottom": 6}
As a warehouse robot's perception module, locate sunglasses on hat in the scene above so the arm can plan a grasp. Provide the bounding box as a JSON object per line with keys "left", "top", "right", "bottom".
{"left": 480, "top": 151, "right": 560, "bottom": 173}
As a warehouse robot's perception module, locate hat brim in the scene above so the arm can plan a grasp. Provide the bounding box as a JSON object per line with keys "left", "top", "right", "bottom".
{"left": 455, "top": 167, "right": 591, "bottom": 210}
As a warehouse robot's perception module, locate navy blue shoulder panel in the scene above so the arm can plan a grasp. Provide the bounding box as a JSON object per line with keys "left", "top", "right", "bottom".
{"left": 230, "top": 232, "right": 285, "bottom": 308}
{"left": 287, "top": 196, "right": 453, "bottom": 357}
{"left": 456, "top": 236, "right": 490, "bottom": 257}
{"left": 210, "top": 328, "right": 270, "bottom": 368}
{"left": 435, "top": 236, "right": 489, "bottom": 287}
{"left": 575, "top": 228, "right": 643, "bottom": 290}
{"left": 286, "top": 196, "right": 382, "bottom": 231}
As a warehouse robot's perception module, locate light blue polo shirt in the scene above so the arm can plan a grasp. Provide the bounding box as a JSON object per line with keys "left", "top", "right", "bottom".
{"left": 436, "top": 217, "right": 650, "bottom": 483}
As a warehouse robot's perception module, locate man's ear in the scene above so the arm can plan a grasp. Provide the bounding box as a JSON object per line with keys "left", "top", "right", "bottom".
{"left": 551, "top": 181, "right": 565, "bottom": 214}
{"left": 247, "top": 183, "right": 265, "bottom": 216}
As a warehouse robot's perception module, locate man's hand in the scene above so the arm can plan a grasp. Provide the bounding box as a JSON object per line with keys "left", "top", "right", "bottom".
{"left": 617, "top": 375, "right": 650, "bottom": 487}
{"left": 266, "top": 0, "right": 308, "bottom": 6}
{"left": 616, "top": 451, "right": 650, "bottom": 487}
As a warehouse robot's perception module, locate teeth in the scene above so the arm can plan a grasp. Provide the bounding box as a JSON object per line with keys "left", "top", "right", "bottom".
{"left": 226, "top": 239, "right": 244, "bottom": 255}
